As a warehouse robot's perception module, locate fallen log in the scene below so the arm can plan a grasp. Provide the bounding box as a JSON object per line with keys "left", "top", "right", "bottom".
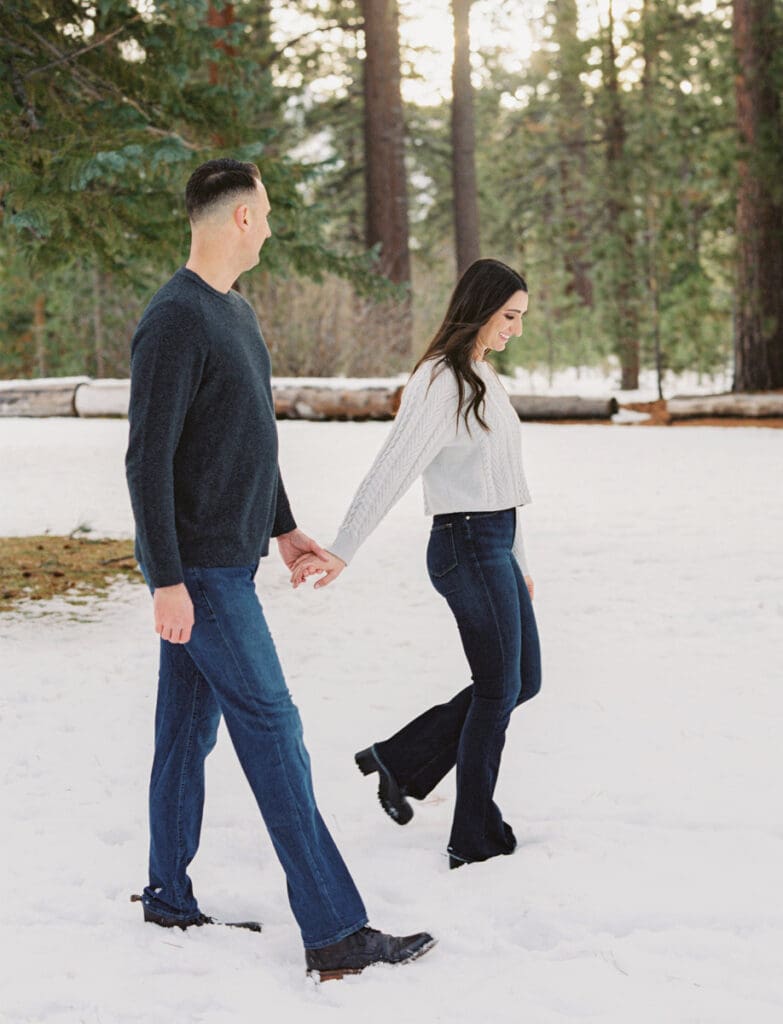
{"left": 0, "top": 376, "right": 620, "bottom": 422}
{"left": 273, "top": 386, "right": 402, "bottom": 420}
{"left": 509, "top": 394, "right": 618, "bottom": 420}
{"left": 74, "top": 379, "right": 130, "bottom": 418}
{"left": 667, "top": 393, "right": 783, "bottom": 420}
{"left": 0, "top": 377, "right": 88, "bottom": 417}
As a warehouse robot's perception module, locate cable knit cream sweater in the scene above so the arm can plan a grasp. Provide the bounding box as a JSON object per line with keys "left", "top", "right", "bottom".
{"left": 329, "top": 357, "right": 533, "bottom": 574}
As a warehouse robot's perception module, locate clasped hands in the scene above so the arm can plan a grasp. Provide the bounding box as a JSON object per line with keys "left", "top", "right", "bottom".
{"left": 289, "top": 548, "right": 346, "bottom": 590}
{"left": 151, "top": 529, "right": 343, "bottom": 645}
{"left": 278, "top": 528, "right": 346, "bottom": 589}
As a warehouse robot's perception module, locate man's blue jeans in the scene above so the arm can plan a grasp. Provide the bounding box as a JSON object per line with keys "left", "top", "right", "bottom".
{"left": 374, "top": 508, "right": 542, "bottom": 864}
{"left": 139, "top": 564, "right": 367, "bottom": 948}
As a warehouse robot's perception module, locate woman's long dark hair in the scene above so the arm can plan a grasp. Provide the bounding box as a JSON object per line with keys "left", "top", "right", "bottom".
{"left": 412, "top": 258, "right": 528, "bottom": 431}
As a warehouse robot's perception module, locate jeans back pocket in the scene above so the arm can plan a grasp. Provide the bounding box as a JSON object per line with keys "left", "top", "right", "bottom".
{"left": 427, "top": 523, "right": 459, "bottom": 580}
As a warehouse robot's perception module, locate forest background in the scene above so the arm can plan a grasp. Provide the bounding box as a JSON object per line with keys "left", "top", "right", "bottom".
{"left": 1, "top": 0, "right": 782, "bottom": 395}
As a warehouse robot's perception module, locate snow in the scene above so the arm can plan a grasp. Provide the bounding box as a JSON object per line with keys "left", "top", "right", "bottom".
{"left": 508, "top": 362, "right": 734, "bottom": 402}
{"left": 1, "top": 415, "right": 782, "bottom": 1023}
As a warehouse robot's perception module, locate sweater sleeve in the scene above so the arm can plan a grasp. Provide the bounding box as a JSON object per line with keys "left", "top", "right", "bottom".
{"left": 272, "top": 466, "right": 297, "bottom": 536}
{"left": 329, "top": 363, "right": 459, "bottom": 564}
{"left": 125, "top": 306, "right": 207, "bottom": 589}
{"left": 512, "top": 506, "right": 530, "bottom": 576}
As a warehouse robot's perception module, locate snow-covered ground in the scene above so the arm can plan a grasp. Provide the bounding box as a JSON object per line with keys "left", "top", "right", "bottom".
{"left": 1, "top": 415, "right": 781, "bottom": 1023}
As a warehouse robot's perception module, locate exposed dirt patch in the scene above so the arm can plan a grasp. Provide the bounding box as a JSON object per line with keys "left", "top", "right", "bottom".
{"left": 0, "top": 535, "right": 139, "bottom": 614}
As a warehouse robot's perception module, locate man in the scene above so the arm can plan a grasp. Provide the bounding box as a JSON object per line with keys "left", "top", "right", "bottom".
{"left": 125, "top": 158, "right": 434, "bottom": 981}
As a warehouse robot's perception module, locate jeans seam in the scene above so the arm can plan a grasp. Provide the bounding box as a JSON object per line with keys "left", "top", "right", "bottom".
{"left": 192, "top": 574, "right": 346, "bottom": 934}
{"left": 173, "top": 661, "right": 203, "bottom": 910}
{"left": 273, "top": 733, "right": 342, "bottom": 927}
{"left": 461, "top": 529, "right": 510, "bottom": 844}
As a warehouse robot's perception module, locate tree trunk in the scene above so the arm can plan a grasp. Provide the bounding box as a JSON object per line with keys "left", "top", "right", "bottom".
{"left": 361, "top": 0, "right": 410, "bottom": 286}
{"left": 92, "top": 268, "right": 105, "bottom": 378}
{"left": 451, "top": 0, "right": 481, "bottom": 275}
{"left": 508, "top": 394, "right": 619, "bottom": 420}
{"left": 360, "top": 0, "right": 412, "bottom": 362}
{"left": 605, "top": 0, "right": 639, "bottom": 390}
{"left": 0, "top": 378, "right": 86, "bottom": 417}
{"left": 33, "top": 293, "right": 46, "bottom": 377}
{"left": 641, "top": 0, "right": 662, "bottom": 399}
{"left": 207, "top": 3, "right": 236, "bottom": 87}
{"left": 732, "top": 0, "right": 783, "bottom": 391}
{"left": 553, "top": 0, "right": 592, "bottom": 308}
{"left": 668, "top": 393, "right": 783, "bottom": 419}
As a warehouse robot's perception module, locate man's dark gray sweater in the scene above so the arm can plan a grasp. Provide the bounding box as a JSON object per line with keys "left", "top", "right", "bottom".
{"left": 125, "top": 267, "right": 296, "bottom": 589}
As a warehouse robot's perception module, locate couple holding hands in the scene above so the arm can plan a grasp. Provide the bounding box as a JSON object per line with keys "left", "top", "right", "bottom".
{"left": 125, "top": 158, "right": 541, "bottom": 982}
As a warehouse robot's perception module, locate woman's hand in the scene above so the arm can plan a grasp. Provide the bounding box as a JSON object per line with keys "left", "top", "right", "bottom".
{"left": 524, "top": 575, "right": 535, "bottom": 600}
{"left": 290, "top": 550, "right": 347, "bottom": 589}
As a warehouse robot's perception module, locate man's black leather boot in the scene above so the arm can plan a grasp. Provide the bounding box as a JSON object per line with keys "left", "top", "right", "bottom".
{"left": 305, "top": 926, "right": 436, "bottom": 981}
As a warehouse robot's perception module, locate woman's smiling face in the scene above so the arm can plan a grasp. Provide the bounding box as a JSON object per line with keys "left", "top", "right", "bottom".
{"left": 475, "top": 290, "right": 528, "bottom": 358}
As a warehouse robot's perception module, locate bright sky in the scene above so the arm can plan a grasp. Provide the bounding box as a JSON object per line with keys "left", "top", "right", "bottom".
{"left": 271, "top": 0, "right": 639, "bottom": 108}
{"left": 397, "top": 0, "right": 542, "bottom": 105}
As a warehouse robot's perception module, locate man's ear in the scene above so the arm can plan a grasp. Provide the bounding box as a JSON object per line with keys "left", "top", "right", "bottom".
{"left": 234, "top": 203, "right": 250, "bottom": 231}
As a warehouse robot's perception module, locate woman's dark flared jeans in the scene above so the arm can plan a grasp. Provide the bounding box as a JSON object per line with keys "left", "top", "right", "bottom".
{"left": 374, "top": 508, "right": 541, "bottom": 863}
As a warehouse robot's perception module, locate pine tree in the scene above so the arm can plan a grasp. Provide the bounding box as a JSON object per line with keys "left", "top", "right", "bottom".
{"left": 451, "top": 0, "right": 481, "bottom": 274}
{"left": 732, "top": 0, "right": 783, "bottom": 390}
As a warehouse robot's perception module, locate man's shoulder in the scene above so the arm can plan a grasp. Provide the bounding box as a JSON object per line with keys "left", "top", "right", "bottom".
{"left": 133, "top": 273, "right": 209, "bottom": 349}
{"left": 139, "top": 271, "right": 201, "bottom": 323}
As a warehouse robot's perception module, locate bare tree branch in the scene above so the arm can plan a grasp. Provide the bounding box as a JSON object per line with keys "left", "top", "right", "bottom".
{"left": 23, "top": 14, "right": 143, "bottom": 80}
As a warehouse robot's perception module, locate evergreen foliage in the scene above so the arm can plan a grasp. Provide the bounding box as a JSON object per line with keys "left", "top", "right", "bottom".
{"left": 0, "top": 0, "right": 779, "bottom": 385}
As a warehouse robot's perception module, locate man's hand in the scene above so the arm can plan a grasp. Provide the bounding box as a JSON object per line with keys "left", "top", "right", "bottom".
{"left": 153, "top": 583, "right": 194, "bottom": 644}
{"left": 290, "top": 550, "right": 346, "bottom": 590}
{"left": 276, "top": 528, "right": 330, "bottom": 571}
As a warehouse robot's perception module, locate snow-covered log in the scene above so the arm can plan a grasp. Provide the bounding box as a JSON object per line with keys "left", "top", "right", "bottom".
{"left": 667, "top": 393, "right": 783, "bottom": 419}
{"left": 509, "top": 395, "right": 618, "bottom": 420}
{"left": 273, "top": 386, "right": 402, "bottom": 421}
{"left": 0, "top": 377, "right": 88, "bottom": 417}
{"left": 74, "top": 380, "right": 130, "bottom": 418}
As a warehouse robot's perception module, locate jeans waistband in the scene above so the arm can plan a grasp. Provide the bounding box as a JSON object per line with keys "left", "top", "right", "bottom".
{"left": 432, "top": 507, "right": 515, "bottom": 526}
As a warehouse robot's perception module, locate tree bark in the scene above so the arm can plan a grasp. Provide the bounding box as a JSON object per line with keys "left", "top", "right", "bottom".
{"left": 451, "top": 0, "right": 481, "bottom": 275}
{"left": 360, "top": 0, "right": 412, "bottom": 362}
{"left": 604, "top": 0, "right": 639, "bottom": 390}
{"left": 360, "top": 0, "right": 410, "bottom": 286}
{"left": 508, "top": 395, "right": 619, "bottom": 420}
{"left": 33, "top": 293, "right": 46, "bottom": 377}
{"left": 207, "top": 2, "right": 236, "bottom": 87}
{"left": 668, "top": 393, "right": 783, "bottom": 418}
{"left": 641, "top": 0, "right": 662, "bottom": 399}
{"left": 553, "top": 0, "right": 592, "bottom": 308}
{"left": 732, "top": 0, "right": 783, "bottom": 391}
{"left": 92, "top": 267, "right": 105, "bottom": 378}
{"left": 0, "top": 378, "right": 87, "bottom": 417}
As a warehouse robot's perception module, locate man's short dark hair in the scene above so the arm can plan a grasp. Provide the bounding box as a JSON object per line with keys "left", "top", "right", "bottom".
{"left": 185, "top": 159, "right": 262, "bottom": 222}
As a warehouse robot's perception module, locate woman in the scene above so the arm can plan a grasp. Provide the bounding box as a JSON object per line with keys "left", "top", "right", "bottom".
{"left": 291, "top": 258, "right": 542, "bottom": 868}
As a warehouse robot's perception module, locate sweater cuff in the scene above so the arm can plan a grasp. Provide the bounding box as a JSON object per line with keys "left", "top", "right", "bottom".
{"left": 329, "top": 528, "right": 360, "bottom": 566}
{"left": 272, "top": 472, "right": 297, "bottom": 536}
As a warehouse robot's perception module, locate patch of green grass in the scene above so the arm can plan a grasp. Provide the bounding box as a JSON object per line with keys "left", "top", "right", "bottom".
{"left": 0, "top": 535, "right": 140, "bottom": 613}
